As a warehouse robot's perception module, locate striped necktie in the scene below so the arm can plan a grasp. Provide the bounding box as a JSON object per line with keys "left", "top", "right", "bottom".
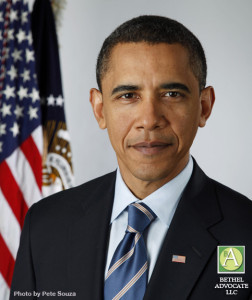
{"left": 104, "top": 202, "right": 157, "bottom": 300}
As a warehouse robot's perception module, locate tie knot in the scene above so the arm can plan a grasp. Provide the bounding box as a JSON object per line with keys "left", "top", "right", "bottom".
{"left": 127, "top": 203, "right": 156, "bottom": 233}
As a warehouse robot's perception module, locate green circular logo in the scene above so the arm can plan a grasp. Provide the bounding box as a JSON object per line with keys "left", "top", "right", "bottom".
{"left": 220, "top": 247, "right": 243, "bottom": 271}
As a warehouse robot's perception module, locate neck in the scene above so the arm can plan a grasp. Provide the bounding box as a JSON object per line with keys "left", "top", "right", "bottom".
{"left": 118, "top": 156, "right": 189, "bottom": 199}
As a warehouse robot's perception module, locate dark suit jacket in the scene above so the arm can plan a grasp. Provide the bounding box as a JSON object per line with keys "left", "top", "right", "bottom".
{"left": 10, "top": 161, "right": 252, "bottom": 299}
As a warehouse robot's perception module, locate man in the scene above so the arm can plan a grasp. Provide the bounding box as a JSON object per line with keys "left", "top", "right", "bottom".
{"left": 11, "top": 15, "right": 252, "bottom": 300}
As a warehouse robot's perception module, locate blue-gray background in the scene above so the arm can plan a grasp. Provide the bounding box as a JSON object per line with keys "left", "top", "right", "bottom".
{"left": 31, "top": 0, "right": 252, "bottom": 199}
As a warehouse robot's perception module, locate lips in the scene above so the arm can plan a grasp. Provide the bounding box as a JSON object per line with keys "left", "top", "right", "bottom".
{"left": 130, "top": 141, "right": 172, "bottom": 155}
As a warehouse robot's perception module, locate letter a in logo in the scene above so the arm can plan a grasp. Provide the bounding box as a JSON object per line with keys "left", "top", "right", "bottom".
{"left": 217, "top": 246, "right": 245, "bottom": 274}
{"left": 222, "top": 248, "right": 239, "bottom": 267}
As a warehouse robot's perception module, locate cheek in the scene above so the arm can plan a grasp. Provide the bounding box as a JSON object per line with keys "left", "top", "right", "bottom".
{"left": 170, "top": 105, "right": 200, "bottom": 146}
{"left": 105, "top": 109, "right": 133, "bottom": 151}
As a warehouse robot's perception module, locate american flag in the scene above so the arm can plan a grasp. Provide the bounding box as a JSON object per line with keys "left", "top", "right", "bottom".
{"left": 0, "top": 0, "right": 42, "bottom": 298}
{"left": 172, "top": 254, "right": 186, "bottom": 263}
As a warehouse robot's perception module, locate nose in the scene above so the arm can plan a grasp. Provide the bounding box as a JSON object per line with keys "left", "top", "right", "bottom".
{"left": 135, "top": 97, "right": 167, "bottom": 131}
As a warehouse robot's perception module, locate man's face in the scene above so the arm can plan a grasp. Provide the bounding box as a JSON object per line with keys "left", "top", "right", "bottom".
{"left": 90, "top": 42, "right": 214, "bottom": 192}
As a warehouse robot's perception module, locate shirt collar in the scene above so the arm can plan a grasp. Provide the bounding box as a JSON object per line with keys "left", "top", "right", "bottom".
{"left": 110, "top": 156, "right": 193, "bottom": 226}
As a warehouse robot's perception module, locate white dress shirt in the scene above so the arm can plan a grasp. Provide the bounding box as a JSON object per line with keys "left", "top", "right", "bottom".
{"left": 105, "top": 156, "right": 193, "bottom": 281}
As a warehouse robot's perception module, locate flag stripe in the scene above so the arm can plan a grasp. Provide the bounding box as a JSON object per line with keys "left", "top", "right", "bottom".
{"left": 0, "top": 189, "right": 21, "bottom": 259}
{"left": 6, "top": 146, "right": 42, "bottom": 207}
{"left": 32, "top": 125, "right": 43, "bottom": 155}
{"left": 20, "top": 135, "right": 42, "bottom": 191}
{"left": 0, "top": 234, "right": 15, "bottom": 288}
{"left": 0, "top": 272, "right": 10, "bottom": 300}
{"left": 0, "top": 161, "right": 28, "bottom": 228}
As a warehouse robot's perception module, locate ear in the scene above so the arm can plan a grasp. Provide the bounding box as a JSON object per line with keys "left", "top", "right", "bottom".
{"left": 89, "top": 88, "right": 107, "bottom": 129}
{"left": 199, "top": 86, "right": 215, "bottom": 128}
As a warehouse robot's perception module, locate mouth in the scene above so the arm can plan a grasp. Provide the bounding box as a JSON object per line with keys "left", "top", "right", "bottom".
{"left": 130, "top": 141, "right": 172, "bottom": 155}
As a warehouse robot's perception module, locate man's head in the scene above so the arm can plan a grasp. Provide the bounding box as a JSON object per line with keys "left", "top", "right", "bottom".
{"left": 90, "top": 16, "right": 215, "bottom": 198}
{"left": 96, "top": 15, "right": 207, "bottom": 92}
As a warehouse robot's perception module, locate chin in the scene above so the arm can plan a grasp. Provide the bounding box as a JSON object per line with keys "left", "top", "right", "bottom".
{"left": 131, "top": 165, "right": 171, "bottom": 183}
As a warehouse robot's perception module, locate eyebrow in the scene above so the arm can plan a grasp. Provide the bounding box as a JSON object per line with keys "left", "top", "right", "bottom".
{"left": 160, "top": 83, "right": 191, "bottom": 93}
{"left": 111, "top": 82, "right": 191, "bottom": 96}
{"left": 111, "top": 85, "right": 139, "bottom": 96}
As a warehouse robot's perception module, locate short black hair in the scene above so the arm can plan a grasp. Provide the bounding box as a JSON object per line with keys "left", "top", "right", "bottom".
{"left": 96, "top": 15, "right": 207, "bottom": 92}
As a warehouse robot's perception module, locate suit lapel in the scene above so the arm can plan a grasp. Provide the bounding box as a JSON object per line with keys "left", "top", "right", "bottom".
{"left": 67, "top": 172, "right": 116, "bottom": 300}
{"left": 144, "top": 161, "right": 223, "bottom": 300}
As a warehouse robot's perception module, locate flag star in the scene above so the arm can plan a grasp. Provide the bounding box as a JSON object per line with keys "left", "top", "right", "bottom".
{"left": 21, "top": 69, "right": 30, "bottom": 82}
{"left": 12, "top": 0, "right": 20, "bottom": 3}
{"left": 26, "top": 49, "right": 34, "bottom": 62}
{"left": 7, "top": 29, "right": 15, "bottom": 40}
{"left": 7, "top": 65, "right": 18, "bottom": 80}
{"left": 47, "top": 95, "right": 55, "bottom": 105}
{"left": 0, "top": 123, "right": 7, "bottom": 136}
{"left": 17, "top": 86, "right": 28, "bottom": 100}
{"left": 9, "top": 10, "right": 18, "bottom": 22}
{"left": 14, "top": 105, "right": 24, "bottom": 119}
{"left": 3, "top": 85, "right": 15, "bottom": 99}
{"left": 21, "top": 11, "right": 28, "bottom": 24}
{"left": 16, "top": 29, "right": 26, "bottom": 43}
{"left": 28, "top": 106, "right": 38, "bottom": 120}
{"left": 0, "top": 30, "right": 2, "bottom": 41}
{"left": 30, "top": 88, "right": 40, "bottom": 103}
{"left": 26, "top": 32, "right": 33, "bottom": 45}
{"left": 0, "top": 103, "right": 12, "bottom": 117}
{"left": 0, "top": 142, "right": 3, "bottom": 153}
{"left": 0, "top": 12, "right": 3, "bottom": 22}
{"left": 10, "top": 122, "right": 19, "bottom": 137}
{"left": 12, "top": 48, "right": 22, "bottom": 62}
{"left": 56, "top": 95, "right": 64, "bottom": 106}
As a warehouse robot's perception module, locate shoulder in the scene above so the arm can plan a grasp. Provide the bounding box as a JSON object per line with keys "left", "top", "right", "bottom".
{"left": 191, "top": 159, "right": 252, "bottom": 235}
{"left": 28, "top": 171, "right": 116, "bottom": 224}
{"left": 210, "top": 179, "right": 252, "bottom": 238}
{"left": 192, "top": 159, "right": 252, "bottom": 215}
{"left": 213, "top": 179, "right": 252, "bottom": 213}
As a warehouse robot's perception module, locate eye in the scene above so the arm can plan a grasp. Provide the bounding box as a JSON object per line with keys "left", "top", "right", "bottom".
{"left": 117, "top": 93, "right": 140, "bottom": 102}
{"left": 164, "top": 91, "right": 181, "bottom": 97}
{"left": 120, "top": 93, "right": 136, "bottom": 99}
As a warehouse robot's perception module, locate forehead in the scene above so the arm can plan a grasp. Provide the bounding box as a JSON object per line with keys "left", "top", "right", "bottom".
{"left": 102, "top": 42, "right": 196, "bottom": 90}
{"left": 110, "top": 42, "right": 190, "bottom": 63}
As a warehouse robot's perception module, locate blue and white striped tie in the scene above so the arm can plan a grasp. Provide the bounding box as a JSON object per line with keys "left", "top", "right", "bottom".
{"left": 104, "top": 202, "right": 157, "bottom": 300}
